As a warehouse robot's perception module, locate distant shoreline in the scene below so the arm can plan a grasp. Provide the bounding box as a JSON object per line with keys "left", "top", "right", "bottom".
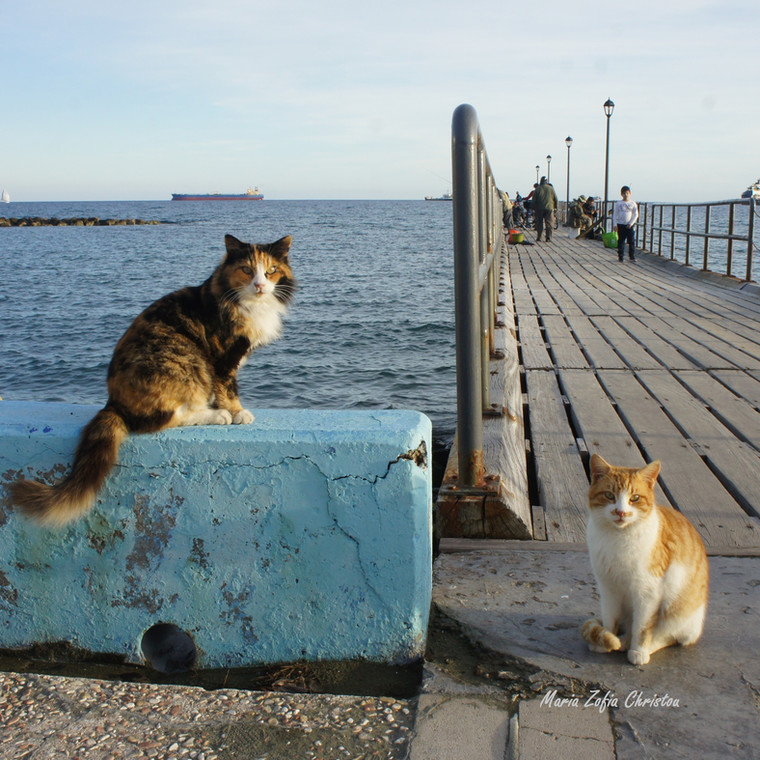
{"left": 0, "top": 217, "right": 161, "bottom": 227}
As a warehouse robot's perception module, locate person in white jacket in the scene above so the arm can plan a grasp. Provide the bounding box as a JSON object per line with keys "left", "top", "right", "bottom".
{"left": 613, "top": 186, "right": 639, "bottom": 262}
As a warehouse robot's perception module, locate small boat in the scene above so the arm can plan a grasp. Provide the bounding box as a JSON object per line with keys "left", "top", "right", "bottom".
{"left": 171, "top": 186, "right": 263, "bottom": 201}
{"left": 740, "top": 180, "right": 760, "bottom": 201}
{"left": 1, "top": 188, "right": 9, "bottom": 203}
{"left": 424, "top": 191, "right": 453, "bottom": 201}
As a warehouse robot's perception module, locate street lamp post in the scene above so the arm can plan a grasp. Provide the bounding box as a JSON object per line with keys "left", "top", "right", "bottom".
{"left": 535, "top": 165, "right": 539, "bottom": 185}
{"left": 565, "top": 137, "right": 573, "bottom": 224}
{"left": 546, "top": 155, "right": 552, "bottom": 183}
{"left": 603, "top": 98, "right": 615, "bottom": 230}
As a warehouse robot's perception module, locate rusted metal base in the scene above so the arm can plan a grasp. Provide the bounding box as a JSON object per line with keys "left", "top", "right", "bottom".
{"left": 436, "top": 478, "right": 532, "bottom": 540}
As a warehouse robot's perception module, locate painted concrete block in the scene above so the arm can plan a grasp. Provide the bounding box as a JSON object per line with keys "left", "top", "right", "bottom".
{"left": 0, "top": 402, "right": 432, "bottom": 669}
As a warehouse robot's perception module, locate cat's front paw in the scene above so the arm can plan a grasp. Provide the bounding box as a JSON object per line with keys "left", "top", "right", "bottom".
{"left": 232, "top": 409, "right": 255, "bottom": 425}
{"left": 211, "top": 409, "right": 233, "bottom": 425}
{"left": 627, "top": 648, "right": 650, "bottom": 666}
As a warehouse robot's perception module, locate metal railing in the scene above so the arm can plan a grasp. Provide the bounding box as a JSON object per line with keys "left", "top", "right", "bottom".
{"left": 450, "top": 104, "right": 504, "bottom": 487}
{"left": 636, "top": 199, "right": 757, "bottom": 281}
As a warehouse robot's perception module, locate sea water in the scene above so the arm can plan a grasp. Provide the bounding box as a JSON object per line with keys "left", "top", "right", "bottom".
{"left": 0, "top": 200, "right": 458, "bottom": 445}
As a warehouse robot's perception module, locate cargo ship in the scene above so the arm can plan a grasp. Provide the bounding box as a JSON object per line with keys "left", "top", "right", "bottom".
{"left": 171, "top": 186, "right": 263, "bottom": 201}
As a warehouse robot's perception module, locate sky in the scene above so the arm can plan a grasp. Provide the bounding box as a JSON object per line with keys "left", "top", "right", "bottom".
{"left": 3, "top": 0, "right": 759, "bottom": 203}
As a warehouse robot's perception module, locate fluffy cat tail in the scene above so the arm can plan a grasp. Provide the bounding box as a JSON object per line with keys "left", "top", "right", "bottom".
{"left": 581, "top": 618, "right": 622, "bottom": 653}
{"left": 7, "top": 407, "right": 129, "bottom": 527}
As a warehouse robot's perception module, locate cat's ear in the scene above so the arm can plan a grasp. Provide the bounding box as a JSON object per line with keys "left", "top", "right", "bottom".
{"left": 589, "top": 453, "right": 611, "bottom": 482}
{"left": 639, "top": 460, "right": 661, "bottom": 487}
{"left": 224, "top": 234, "right": 244, "bottom": 253}
{"left": 268, "top": 235, "right": 292, "bottom": 260}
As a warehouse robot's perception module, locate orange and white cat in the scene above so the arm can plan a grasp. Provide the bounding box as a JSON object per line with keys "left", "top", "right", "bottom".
{"left": 581, "top": 454, "right": 708, "bottom": 666}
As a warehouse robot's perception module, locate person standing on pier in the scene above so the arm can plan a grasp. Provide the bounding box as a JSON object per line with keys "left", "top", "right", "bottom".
{"left": 533, "top": 176, "right": 558, "bottom": 242}
{"left": 613, "top": 186, "right": 639, "bottom": 262}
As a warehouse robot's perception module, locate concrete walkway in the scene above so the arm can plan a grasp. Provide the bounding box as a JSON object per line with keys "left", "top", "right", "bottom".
{"left": 429, "top": 541, "right": 760, "bottom": 760}
{"left": 4, "top": 540, "right": 758, "bottom": 759}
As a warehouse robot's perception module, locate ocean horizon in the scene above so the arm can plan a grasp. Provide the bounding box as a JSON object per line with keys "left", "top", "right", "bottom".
{"left": 1, "top": 199, "right": 460, "bottom": 449}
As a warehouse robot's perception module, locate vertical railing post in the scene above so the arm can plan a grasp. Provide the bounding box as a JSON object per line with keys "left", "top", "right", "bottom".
{"left": 641, "top": 202, "right": 648, "bottom": 251}
{"left": 478, "top": 146, "right": 490, "bottom": 413}
{"left": 451, "top": 104, "right": 484, "bottom": 487}
{"left": 685, "top": 205, "right": 692, "bottom": 266}
{"left": 703, "top": 205, "right": 711, "bottom": 271}
{"left": 658, "top": 206, "right": 664, "bottom": 256}
{"left": 747, "top": 198, "right": 756, "bottom": 283}
{"left": 726, "top": 202, "right": 735, "bottom": 277}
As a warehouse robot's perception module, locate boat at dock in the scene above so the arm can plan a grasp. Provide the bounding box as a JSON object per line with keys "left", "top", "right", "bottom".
{"left": 740, "top": 179, "right": 759, "bottom": 201}
{"left": 171, "top": 186, "right": 263, "bottom": 201}
{"left": 424, "top": 192, "right": 452, "bottom": 201}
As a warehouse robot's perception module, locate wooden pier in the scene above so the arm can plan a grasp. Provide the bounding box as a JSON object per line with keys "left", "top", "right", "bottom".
{"left": 440, "top": 230, "right": 760, "bottom": 555}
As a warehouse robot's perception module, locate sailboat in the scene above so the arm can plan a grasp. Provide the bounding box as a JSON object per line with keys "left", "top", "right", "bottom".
{"left": 1, "top": 189, "right": 9, "bottom": 203}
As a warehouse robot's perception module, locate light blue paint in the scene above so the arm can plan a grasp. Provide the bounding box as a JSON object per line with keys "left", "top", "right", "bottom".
{"left": 0, "top": 402, "right": 432, "bottom": 668}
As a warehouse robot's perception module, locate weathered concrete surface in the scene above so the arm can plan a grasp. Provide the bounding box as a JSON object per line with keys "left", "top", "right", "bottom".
{"left": 433, "top": 545, "right": 760, "bottom": 759}
{"left": 409, "top": 694, "right": 510, "bottom": 760}
{"left": 0, "top": 402, "right": 432, "bottom": 668}
{"left": 515, "top": 699, "right": 615, "bottom": 760}
{"left": 0, "top": 670, "right": 414, "bottom": 759}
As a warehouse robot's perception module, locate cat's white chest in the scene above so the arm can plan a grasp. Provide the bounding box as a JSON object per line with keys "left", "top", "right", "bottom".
{"left": 239, "top": 296, "right": 287, "bottom": 349}
{"left": 587, "top": 512, "right": 660, "bottom": 592}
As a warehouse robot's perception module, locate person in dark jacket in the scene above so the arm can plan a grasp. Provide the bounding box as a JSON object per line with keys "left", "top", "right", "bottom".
{"left": 532, "top": 177, "right": 558, "bottom": 242}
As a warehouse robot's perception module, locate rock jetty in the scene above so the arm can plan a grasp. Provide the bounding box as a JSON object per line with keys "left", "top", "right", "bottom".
{"left": 0, "top": 217, "right": 161, "bottom": 227}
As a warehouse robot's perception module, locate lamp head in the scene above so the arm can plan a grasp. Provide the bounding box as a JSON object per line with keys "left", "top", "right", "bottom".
{"left": 565, "top": 136, "right": 573, "bottom": 148}
{"left": 604, "top": 98, "right": 615, "bottom": 118}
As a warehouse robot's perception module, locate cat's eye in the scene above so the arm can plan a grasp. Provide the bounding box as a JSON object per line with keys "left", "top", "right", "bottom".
{"left": 266, "top": 266, "right": 278, "bottom": 275}
{"left": 604, "top": 491, "right": 615, "bottom": 501}
{"left": 630, "top": 494, "right": 640, "bottom": 503}
{"left": 240, "top": 266, "right": 253, "bottom": 276}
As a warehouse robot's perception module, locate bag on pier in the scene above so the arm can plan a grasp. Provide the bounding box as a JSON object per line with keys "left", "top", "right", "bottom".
{"left": 602, "top": 231, "right": 618, "bottom": 249}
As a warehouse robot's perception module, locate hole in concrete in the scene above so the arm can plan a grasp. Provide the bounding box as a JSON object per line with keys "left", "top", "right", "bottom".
{"left": 140, "top": 623, "right": 197, "bottom": 674}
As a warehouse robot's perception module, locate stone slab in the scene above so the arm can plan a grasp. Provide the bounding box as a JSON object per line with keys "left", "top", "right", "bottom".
{"left": 516, "top": 699, "right": 615, "bottom": 760}
{"left": 433, "top": 547, "right": 760, "bottom": 759}
{"left": 0, "top": 402, "right": 432, "bottom": 669}
{"left": 409, "top": 694, "right": 510, "bottom": 760}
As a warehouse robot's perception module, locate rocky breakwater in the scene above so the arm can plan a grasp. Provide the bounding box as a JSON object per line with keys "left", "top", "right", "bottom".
{"left": 0, "top": 217, "right": 161, "bottom": 227}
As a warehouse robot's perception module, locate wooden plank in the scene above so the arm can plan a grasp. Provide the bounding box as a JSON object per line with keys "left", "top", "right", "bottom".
{"left": 518, "top": 314, "right": 552, "bottom": 370}
{"left": 439, "top": 538, "right": 760, "bottom": 558}
{"left": 557, "top": 368, "right": 657, "bottom": 480}
{"left": 482, "top": 317, "right": 532, "bottom": 532}
{"left": 635, "top": 313, "right": 739, "bottom": 370}
{"left": 539, "top": 262, "right": 605, "bottom": 315}
{"left": 540, "top": 315, "right": 591, "bottom": 369}
{"left": 614, "top": 316, "right": 699, "bottom": 370}
{"left": 710, "top": 370, "right": 760, "bottom": 409}
{"left": 563, "top": 314, "right": 626, "bottom": 370}
{"left": 675, "top": 320, "right": 760, "bottom": 370}
{"left": 508, "top": 256, "right": 537, "bottom": 315}
{"left": 525, "top": 369, "right": 590, "bottom": 543}
{"left": 590, "top": 315, "right": 663, "bottom": 369}
{"left": 635, "top": 370, "right": 760, "bottom": 522}
{"left": 437, "top": 258, "right": 532, "bottom": 540}
{"left": 674, "top": 370, "right": 760, "bottom": 452}
{"left": 597, "top": 369, "right": 760, "bottom": 549}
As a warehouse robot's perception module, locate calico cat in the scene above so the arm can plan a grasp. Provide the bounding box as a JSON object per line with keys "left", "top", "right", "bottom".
{"left": 581, "top": 453, "right": 708, "bottom": 666}
{"left": 8, "top": 234, "right": 295, "bottom": 527}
